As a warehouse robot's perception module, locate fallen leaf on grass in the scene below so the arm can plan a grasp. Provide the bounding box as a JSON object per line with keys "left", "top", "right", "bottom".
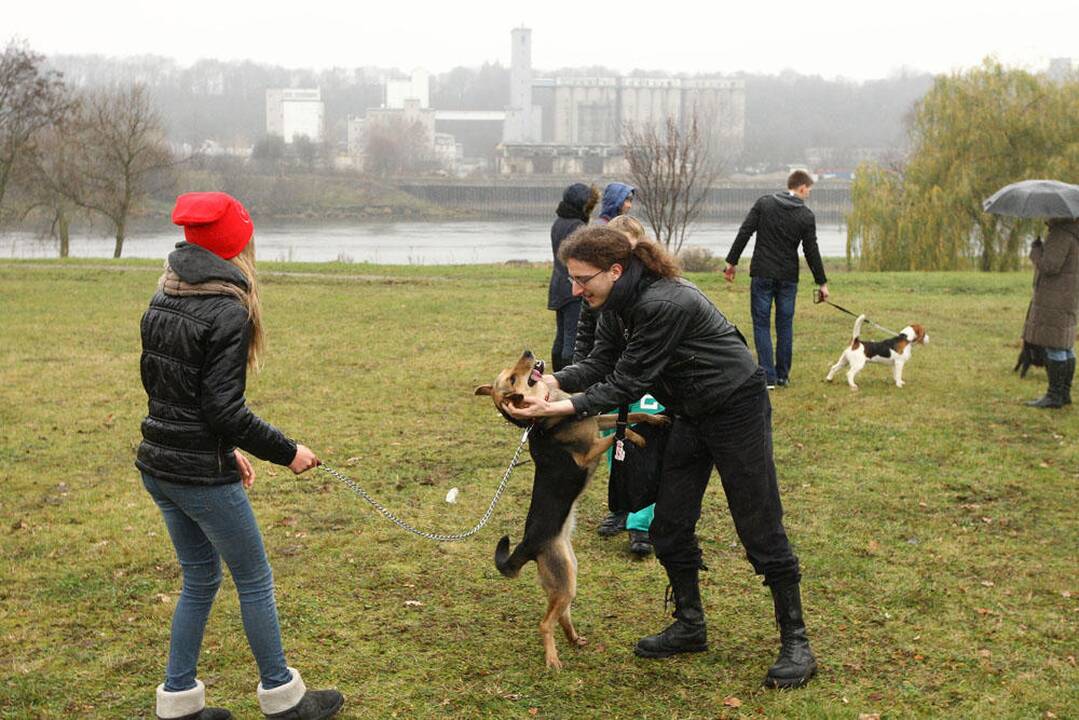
{"left": 528, "top": 708, "right": 538, "bottom": 716}
{"left": 11, "top": 519, "right": 27, "bottom": 531}
{"left": 858, "top": 714, "right": 880, "bottom": 720}
{"left": 981, "top": 580, "right": 995, "bottom": 587}
{"left": 404, "top": 600, "right": 423, "bottom": 607}
{"left": 723, "top": 696, "right": 742, "bottom": 708}
{"left": 276, "top": 516, "right": 298, "bottom": 527}
{"left": 155, "top": 593, "right": 171, "bottom": 604}
{"left": 866, "top": 539, "right": 880, "bottom": 555}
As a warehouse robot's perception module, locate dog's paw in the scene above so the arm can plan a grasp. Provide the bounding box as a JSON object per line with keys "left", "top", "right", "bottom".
{"left": 849, "top": 384, "right": 859, "bottom": 392}
{"left": 573, "top": 635, "right": 588, "bottom": 647}
{"left": 545, "top": 655, "right": 563, "bottom": 671}
{"left": 895, "top": 381, "right": 905, "bottom": 388}
{"left": 825, "top": 375, "right": 834, "bottom": 383}
{"left": 649, "top": 415, "right": 672, "bottom": 427}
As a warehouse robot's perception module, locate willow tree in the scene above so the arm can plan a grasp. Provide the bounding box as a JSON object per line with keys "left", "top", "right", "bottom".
{"left": 848, "top": 60, "right": 1079, "bottom": 271}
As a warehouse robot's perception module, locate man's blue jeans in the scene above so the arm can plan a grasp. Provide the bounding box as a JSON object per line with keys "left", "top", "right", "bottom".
{"left": 142, "top": 473, "right": 293, "bottom": 692}
{"left": 750, "top": 277, "right": 798, "bottom": 384}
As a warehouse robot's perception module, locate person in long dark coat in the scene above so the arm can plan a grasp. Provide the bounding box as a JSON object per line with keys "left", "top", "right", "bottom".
{"left": 1023, "top": 218, "right": 1079, "bottom": 408}
{"left": 548, "top": 183, "right": 599, "bottom": 372}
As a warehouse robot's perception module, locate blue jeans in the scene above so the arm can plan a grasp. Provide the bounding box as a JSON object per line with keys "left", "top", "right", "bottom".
{"left": 750, "top": 277, "right": 798, "bottom": 384}
{"left": 142, "top": 473, "right": 293, "bottom": 692}
{"left": 1046, "top": 347, "right": 1076, "bottom": 361}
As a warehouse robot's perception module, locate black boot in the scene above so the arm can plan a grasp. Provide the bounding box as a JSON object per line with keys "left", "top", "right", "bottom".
{"left": 596, "top": 511, "right": 627, "bottom": 537}
{"left": 1026, "top": 359, "right": 1067, "bottom": 409}
{"left": 1062, "top": 357, "right": 1074, "bottom": 405}
{"left": 763, "top": 582, "right": 817, "bottom": 689}
{"left": 156, "top": 681, "right": 232, "bottom": 720}
{"left": 258, "top": 669, "right": 343, "bottom": 720}
{"left": 628, "top": 530, "right": 653, "bottom": 557}
{"left": 634, "top": 567, "right": 708, "bottom": 658}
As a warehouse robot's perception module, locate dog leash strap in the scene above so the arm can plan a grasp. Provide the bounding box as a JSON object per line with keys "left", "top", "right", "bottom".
{"left": 613, "top": 405, "right": 628, "bottom": 463}
{"left": 817, "top": 296, "right": 901, "bottom": 337}
{"left": 317, "top": 424, "right": 531, "bottom": 543}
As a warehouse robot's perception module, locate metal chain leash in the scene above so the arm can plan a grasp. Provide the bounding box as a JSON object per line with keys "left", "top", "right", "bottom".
{"left": 316, "top": 425, "right": 532, "bottom": 542}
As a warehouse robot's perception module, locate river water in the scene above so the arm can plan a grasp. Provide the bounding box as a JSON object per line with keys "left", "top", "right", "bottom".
{"left": 1, "top": 221, "right": 848, "bottom": 264}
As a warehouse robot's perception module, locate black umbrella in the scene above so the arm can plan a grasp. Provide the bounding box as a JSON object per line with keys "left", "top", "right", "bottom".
{"left": 983, "top": 179, "right": 1079, "bottom": 219}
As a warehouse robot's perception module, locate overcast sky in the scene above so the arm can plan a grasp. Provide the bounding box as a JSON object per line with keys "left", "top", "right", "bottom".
{"left": 8, "top": 0, "right": 1076, "bottom": 80}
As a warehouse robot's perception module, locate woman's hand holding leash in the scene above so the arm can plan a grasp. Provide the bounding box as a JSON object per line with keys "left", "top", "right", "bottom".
{"left": 817, "top": 283, "right": 830, "bottom": 302}
{"left": 289, "top": 444, "right": 320, "bottom": 474}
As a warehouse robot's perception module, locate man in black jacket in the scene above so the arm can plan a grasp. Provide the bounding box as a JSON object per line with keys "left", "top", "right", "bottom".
{"left": 724, "top": 170, "right": 829, "bottom": 388}
{"left": 507, "top": 227, "right": 818, "bottom": 690}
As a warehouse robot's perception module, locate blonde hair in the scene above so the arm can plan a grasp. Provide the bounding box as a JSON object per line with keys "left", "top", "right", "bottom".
{"left": 606, "top": 215, "right": 648, "bottom": 246}
{"left": 229, "top": 241, "right": 265, "bottom": 373}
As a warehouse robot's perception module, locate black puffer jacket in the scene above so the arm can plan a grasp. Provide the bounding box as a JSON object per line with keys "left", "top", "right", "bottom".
{"left": 135, "top": 243, "right": 297, "bottom": 485}
{"left": 555, "top": 265, "right": 759, "bottom": 419}
{"left": 725, "top": 192, "right": 827, "bottom": 285}
{"left": 547, "top": 184, "right": 592, "bottom": 310}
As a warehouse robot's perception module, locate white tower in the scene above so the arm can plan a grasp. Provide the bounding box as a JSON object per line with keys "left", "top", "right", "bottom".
{"left": 504, "top": 27, "right": 540, "bottom": 143}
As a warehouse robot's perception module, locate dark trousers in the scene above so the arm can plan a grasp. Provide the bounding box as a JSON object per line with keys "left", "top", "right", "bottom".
{"left": 650, "top": 373, "right": 801, "bottom": 587}
{"left": 551, "top": 299, "right": 583, "bottom": 372}
{"left": 750, "top": 277, "right": 798, "bottom": 383}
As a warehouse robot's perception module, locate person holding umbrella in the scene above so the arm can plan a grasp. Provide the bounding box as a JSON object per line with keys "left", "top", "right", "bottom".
{"left": 984, "top": 180, "right": 1079, "bottom": 408}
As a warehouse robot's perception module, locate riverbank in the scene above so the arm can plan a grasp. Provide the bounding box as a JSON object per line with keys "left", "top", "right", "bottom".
{"left": 1, "top": 259, "right": 1074, "bottom": 719}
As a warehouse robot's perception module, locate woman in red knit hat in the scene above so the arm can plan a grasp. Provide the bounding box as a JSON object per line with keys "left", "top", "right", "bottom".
{"left": 137, "top": 192, "right": 343, "bottom": 720}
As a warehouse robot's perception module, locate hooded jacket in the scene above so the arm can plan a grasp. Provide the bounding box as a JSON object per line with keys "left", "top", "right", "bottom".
{"left": 600, "top": 183, "right": 635, "bottom": 222}
{"left": 555, "top": 261, "right": 759, "bottom": 418}
{"left": 1023, "top": 220, "right": 1079, "bottom": 349}
{"left": 135, "top": 242, "right": 297, "bottom": 485}
{"left": 726, "top": 192, "right": 827, "bottom": 285}
{"left": 548, "top": 183, "right": 592, "bottom": 310}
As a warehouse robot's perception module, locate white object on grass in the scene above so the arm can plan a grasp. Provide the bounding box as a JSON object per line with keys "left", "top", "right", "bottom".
{"left": 445, "top": 487, "right": 459, "bottom": 504}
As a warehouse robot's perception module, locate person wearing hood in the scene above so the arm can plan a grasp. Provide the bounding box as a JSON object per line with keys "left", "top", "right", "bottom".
{"left": 504, "top": 226, "right": 819, "bottom": 690}
{"left": 548, "top": 183, "right": 599, "bottom": 371}
{"left": 724, "top": 170, "right": 829, "bottom": 388}
{"left": 599, "top": 182, "right": 635, "bottom": 223}
{"left": 137, "top": 192, "right": 343, "bottom": 720}
{"left": 1023, "top": 217, "right": 1078, "bottom": 409}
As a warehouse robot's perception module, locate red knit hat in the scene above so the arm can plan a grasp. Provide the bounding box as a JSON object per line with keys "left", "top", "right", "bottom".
{"left": 171, "top": 192, "right": 254, "bottom": 259}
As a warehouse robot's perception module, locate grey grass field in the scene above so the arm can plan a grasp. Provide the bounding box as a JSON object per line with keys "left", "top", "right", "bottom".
{"left": 0, "top": 259, "right": 1076, "bottom": 719}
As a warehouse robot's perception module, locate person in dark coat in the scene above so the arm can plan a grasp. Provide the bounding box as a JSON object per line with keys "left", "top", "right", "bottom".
{"left": 1023, "top": 218, "right": 1079, "bottom": 408}
{"left": 138, "top": 192, "right": 343, "bottom": 720}
{"left": 724, "top": 170, "right": 829, "bottom": 388}
{"left": 548, "top": 183, "right": 599, "bottom": 372}
{"left": 505, "top": 226, "right": 818, "bottom": 690}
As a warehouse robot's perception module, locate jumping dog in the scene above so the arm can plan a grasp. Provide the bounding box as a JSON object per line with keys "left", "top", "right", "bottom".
{"left": 474, "top": 350, "right": 669, "bottom": 669}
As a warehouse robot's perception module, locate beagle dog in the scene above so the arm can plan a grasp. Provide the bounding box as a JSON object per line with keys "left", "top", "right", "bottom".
{"left": 825, "top": 314, "right": 928, "bottom": 391}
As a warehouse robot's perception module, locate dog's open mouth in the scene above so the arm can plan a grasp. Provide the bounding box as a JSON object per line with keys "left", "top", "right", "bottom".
{"left": 527, "top": 359, "right": 545, "bottom": 387}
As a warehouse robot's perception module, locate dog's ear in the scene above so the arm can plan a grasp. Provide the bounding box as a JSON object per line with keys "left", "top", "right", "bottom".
{"left": 474, "top": 384, "right": 493, "bottom": 397}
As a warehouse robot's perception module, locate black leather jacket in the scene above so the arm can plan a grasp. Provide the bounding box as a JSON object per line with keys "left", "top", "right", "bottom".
{"left": 135, "top": 243, "right": 297, "bottom": 485}
{"left": 555, "top": 271, "right": 759, "bottom": 418}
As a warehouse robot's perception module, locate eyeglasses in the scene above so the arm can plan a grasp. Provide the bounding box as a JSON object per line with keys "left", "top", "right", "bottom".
{"left": 568, "top": 269, "right": 604, "bottom": 288}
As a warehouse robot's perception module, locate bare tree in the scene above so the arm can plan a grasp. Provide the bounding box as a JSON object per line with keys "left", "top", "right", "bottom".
{"left": 25, "top": 107, "right": 90, "bottom": 256}
{"left": 622, "top": 109, "right": 725, "bottom": 254}
{"left": 0, "top": 39, "right": 75, "bottom": 221}
{"left": 73, "top": 84, "right": 176, "bottom": 257}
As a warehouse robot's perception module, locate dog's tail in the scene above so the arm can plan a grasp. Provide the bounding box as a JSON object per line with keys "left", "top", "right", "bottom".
{"left": 494, "top": 535, "right": 530, "bottom": 578}
{"left": 852, "top": 314, "right": 867, "bottom": 341}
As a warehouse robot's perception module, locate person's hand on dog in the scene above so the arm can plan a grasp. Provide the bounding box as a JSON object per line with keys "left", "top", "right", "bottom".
{"left": 235, "top": 449, "right": 255, "bottom": 489}
{"left": 502, "top": 395, "right": 574, "bottom": 420}
{"left": 289, "top": 444, "right": 320, "bottom": 474}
